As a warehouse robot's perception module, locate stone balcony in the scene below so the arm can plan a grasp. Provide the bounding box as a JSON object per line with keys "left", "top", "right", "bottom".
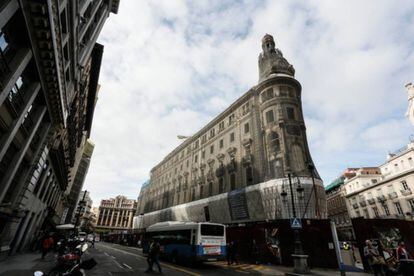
{"left": 376, "top": 195, "right": 387, "bottom": 203}
{"left": 359, "top": 200, "right": 367, "bottom": 207}
{"left": 388, "top": 192, "right": 398, "bottom": 199}
{"left": 367, "top": 198, "right": 376, "bottom": 205}
{"left": 401, "top": 188, "right": 412, "bottom": 196}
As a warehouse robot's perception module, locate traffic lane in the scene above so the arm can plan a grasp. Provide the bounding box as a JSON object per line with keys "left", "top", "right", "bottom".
{"left": 98, "top": 242, "right": 265, "bottom": 275}
{"left": 96, "top": 242, "right": 200, "bottom": 276}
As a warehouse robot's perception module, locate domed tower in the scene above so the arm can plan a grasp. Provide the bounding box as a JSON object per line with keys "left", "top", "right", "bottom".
{"left": 257, "top": 34, "right": 320, "bottom": 180}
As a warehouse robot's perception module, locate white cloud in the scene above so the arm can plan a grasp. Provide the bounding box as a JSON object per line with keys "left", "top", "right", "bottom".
{"left": 83, "top": 0, "right": 414, "bottom": 205}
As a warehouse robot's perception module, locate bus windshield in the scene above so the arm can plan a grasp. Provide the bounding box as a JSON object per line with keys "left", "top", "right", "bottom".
{"left": 200, "top": 224, "right": 224, "bottom": 236}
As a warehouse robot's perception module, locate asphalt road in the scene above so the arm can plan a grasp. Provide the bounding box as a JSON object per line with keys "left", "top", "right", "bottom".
{"left": 87, "top": 242, "right": 278, "bottom": 276}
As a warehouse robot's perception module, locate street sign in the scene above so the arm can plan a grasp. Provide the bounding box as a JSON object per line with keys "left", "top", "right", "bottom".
{"left": 290, "top": 218, "right": 302, "bottom": 229}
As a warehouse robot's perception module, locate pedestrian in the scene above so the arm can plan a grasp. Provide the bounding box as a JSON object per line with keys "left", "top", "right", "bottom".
{"left": 226, "top": 242, "right": 232, "bottom": 265}
{"left": 363, "top": 239, "right": 385, "bottom": 276}
{"left": 227, "top": 241, "right": 237, "bottom": 265}
{"left": 91, "top": 235, "right": 95, "bottom": 248}
{"left": 397, "top": 241, "right": 411, "bottom": 261}
{"left": 397, "top": 241, "right": 413, "bottom": 276}
{"left": 251, "top": 239, "right": 259, "bottom": 264}
{"left": 41, "top": 234, "right": 54, "bottom": 259}
{"left": 146, "top": 240, "right": 162, "bottom": 273}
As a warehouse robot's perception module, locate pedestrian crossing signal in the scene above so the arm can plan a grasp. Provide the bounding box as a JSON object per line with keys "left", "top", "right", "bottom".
{"left": 290, "top": 218, "right": 302, "bottom": 229}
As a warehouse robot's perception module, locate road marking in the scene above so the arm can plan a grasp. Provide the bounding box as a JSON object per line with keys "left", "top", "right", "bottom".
{"left": 98, "top": 243, "right": 201, "bottom": 276}
{"left": 111, "top": 255, "right": 116, "bottom": 259}
{"left": 104, "top": 252, "right": 109, "bottom": 256}
{"left": 113, "top": 259, "right": 124, "bottom": 269}
{"left": 123, "top": 263, "right": 132, "bottom": 269}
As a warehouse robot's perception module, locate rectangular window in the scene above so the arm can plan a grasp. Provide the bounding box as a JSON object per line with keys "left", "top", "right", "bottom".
{"left": 201, "top": 134, "right": 207, "bottom": 144}
{"left": 230, "top": 173, "right": 236, "bottom": 190}
{"left": 219, "top": 122, "right": 225, "bottom": 132}
{"left": 201, "top": 150, "right": 205, "bottom": 159}
{"left": 265, "top": 110, "right": 274, "bottom": 123}
{"left": 401, "top": 180, "right": 409, "bottom": 190}
{"left": 246, "top": 166, "right": 253, "bottom": 185}
{"left": 228, "top": 114, "right": 235, "bottom": 125}
{"left": 244, "top": 123, "right": 249, "bottom": 134}
{"left": 0, "top": 31, "right": 9, "bottom": 52}
{"left": 60, "top": 9, "right": 68, "bottom": 34}
{"left": 219, "top": 178, "right": 224, "bottom": 193}
{"left": 242, "top": 102, "right": 250, "bottom": 115}
{"left": 287, "top": 107, "right": 295, "bottom": 120}
{"left": 210, "top": 145, "right": 214, "bottom": 154}
{"left": 200, "top": 186, "right": 204, "bottom": 198}
{"left": 219, "top": 139, "right": 223, "bottom": 149}
{"left": 408, "top": 199, "right": 414, "bottom": 212}
{"left": 209, "top": 129, "right": 215, "bottom": 138}
{"left": 383, "top": 204, "right": 390, "bottom": 216}
{"left": 230, "top": 132, "right": 235, "bottom": 143}
{"left": 209, "top": 182, "right": 213, "bottom": 196}
{"left": 394, "top": 202, "right": 403, "bottom": 215}
{"left": 373, "top": 207, "right": 379, "bottom": 217}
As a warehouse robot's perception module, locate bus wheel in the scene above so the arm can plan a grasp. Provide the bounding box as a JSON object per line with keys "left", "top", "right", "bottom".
{"left": 171, "top": 251, "right": 178, "bottom": 264}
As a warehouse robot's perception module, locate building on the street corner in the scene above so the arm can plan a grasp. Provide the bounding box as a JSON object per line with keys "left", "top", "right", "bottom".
{"left": 344, "top": 144, "right": 414, "bottom": 220}
{"left": 135, "top": 34, "right": 327, "bottom": 229}
{"left": 73, "top": 190, "right": 93, "bottom": 231}
{"left": 325, "top": 168, "right": 358, "bottom": 241}
{"left": 0, "top": 0, "right": 119, "bottom": 257}
{"left": 96, "top": 196, "right": 137, "bottom": 233}
{"left": 64, "top": 140, "right": 95, "bottom": 223}
{"left": 90, "top": 206, "right": 99, "bottom": 227}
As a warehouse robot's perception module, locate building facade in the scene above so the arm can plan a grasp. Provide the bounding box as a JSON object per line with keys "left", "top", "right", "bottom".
{"left": 136, "top": 34, "right": 326, "bottom": 229}
{"left": 73, "top": 190, "right": 93, "bottom": 231}
{"left": 64, "top": 139, "right": 94, "bottom": 223}
{"left": 96, "top": 196, "right": 137, "bottom": 233}
{"left": 325, "top": 168, "right": 357, "bottom": 241}
{"left": 345, "top": 144, "right": 414, "bottom": 220}
{"left": 0, "top": 0, "right": 118, "bottom": 257}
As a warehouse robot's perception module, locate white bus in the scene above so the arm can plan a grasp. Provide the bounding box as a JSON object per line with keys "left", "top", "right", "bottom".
{"left": 143, "top": 221, "right": 226, "bottom": 263}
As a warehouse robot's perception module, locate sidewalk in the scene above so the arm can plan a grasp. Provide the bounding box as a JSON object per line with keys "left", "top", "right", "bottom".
{"left": 0, "top": 252, "right": 56, "bottom": 276}
{"left": 213, "top": 261, "right": 371, "bottom": 275}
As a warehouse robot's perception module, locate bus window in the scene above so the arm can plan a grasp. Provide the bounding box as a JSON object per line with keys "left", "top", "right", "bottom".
{"left": 201, "top": 224, "right": 224, "bottom": 236}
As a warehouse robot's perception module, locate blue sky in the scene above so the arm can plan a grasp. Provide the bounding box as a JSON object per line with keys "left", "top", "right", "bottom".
{"left": 84, "top": 0, "right": 414, "bottom": 205}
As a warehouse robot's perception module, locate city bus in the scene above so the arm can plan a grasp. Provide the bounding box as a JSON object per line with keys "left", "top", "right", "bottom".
{"left": 143, "top": 221, "right": 226, "bottom": 263}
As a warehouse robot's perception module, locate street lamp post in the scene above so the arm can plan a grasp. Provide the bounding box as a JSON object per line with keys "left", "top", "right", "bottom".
{"left": 282, "top": 173, "right": 309, "bottom": 274}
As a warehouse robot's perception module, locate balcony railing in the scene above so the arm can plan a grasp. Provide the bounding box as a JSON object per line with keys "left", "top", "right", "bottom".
{"left": 401, "top": 188, "right": 412, "bottom": 196}
{"left": 367, "top": 198, "right": 376, "bottom": 205}
{"left": 388, "top": 192, "right": 398, "bottom": 199}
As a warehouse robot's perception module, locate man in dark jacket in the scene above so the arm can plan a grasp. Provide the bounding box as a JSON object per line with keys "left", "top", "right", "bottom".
{"left": 146, "top": 240, "right": 162, "bottom": 273}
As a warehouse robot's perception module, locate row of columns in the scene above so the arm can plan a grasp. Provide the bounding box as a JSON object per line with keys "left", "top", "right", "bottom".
{"left": 98, "top": 208, "right": 134, "bottom": 228}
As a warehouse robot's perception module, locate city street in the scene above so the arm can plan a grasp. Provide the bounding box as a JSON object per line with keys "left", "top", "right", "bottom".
{"left": 88, "top": 242, "right": 281, "bottom": 275}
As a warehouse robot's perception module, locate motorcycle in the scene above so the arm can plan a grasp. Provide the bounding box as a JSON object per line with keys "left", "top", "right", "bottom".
{"left": 34, "top": 243, "right": 96, "bottom": 276}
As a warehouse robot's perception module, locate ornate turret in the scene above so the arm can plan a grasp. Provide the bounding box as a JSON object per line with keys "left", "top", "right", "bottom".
{"left": 258, "top": 34, "right": 295, "bottom": 83}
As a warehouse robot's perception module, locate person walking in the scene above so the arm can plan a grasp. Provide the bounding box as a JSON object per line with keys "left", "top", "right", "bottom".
{"left": 41, "top": 234, "right": 54, "bottom": 259}
{"left": 251, "top": 239, "right": 259, "bottom": 264}
{"left": 364, "top": 239, "right": 385, "bottom": 276}
{"left": 146, "top": 240, "right": 162, "bottom": 273}
{"left": 226, "top": 242, "right": 233, "bottom": 265}
{"left": 397, "top": 241, "right": 413, "bottom": 276}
